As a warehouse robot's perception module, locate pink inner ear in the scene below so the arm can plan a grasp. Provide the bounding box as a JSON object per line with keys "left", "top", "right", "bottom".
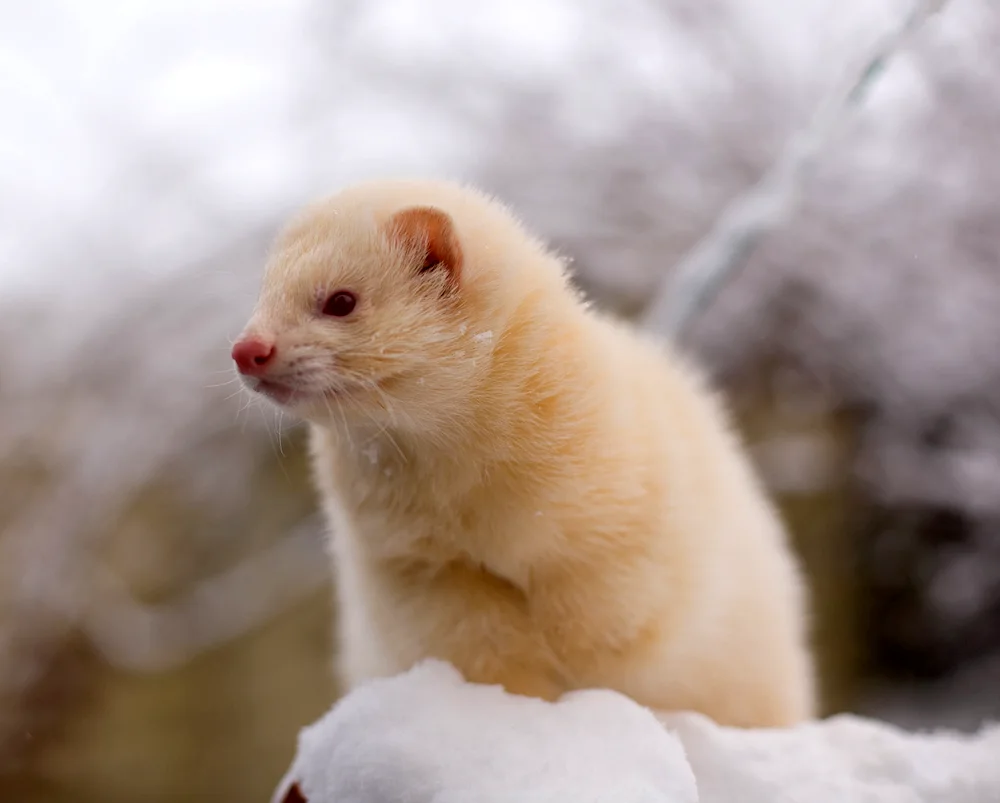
{"left": 388, "top": 206, "right": 463, "bottom": 282}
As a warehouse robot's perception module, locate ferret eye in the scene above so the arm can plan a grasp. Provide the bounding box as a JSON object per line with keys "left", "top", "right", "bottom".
{"left": 322, "top": 290, "right": 357, "bottom": 317}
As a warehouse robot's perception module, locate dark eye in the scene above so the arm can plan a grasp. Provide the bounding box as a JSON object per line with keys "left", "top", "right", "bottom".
{"left": 322, "top": 290, "right": 357, "bottom": 317}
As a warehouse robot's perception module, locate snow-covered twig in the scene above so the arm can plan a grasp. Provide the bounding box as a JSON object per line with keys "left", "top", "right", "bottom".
{"left": 640, "top": 0, "right": 952, "bottom": 339}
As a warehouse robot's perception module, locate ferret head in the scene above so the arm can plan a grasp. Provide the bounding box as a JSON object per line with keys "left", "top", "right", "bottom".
{"left": 232, "top": 182, "right": 517, "bottom": 436}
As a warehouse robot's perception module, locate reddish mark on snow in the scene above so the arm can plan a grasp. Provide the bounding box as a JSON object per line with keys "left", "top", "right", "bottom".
{"left": 281, "top": 781, "right": 307, "bottom": 803}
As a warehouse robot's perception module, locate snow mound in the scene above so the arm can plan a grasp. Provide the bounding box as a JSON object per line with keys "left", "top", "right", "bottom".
{"left": 273, "top": 660, "right": 1000, "bottom": 803}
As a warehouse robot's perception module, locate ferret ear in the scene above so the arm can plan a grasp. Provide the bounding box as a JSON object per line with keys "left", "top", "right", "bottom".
{"left": 387, "top": 206, "right": 463, "bottom": 286}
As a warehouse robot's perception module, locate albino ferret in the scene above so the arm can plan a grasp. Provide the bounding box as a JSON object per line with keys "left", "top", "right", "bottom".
{"left": 232, "top": 178, "right": 816, "bottom": 727}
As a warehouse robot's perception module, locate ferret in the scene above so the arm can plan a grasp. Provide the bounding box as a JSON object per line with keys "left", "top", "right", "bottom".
{"left": 232, "top": 178, "right": 816, "bottom": 727}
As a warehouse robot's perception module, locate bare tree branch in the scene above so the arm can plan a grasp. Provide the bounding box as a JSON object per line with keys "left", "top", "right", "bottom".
{"left": 641, "top": 0, "right": 952, "bottom": 339}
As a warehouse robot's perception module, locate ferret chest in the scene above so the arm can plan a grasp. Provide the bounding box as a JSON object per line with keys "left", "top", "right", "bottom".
{"left": 328, "top": 446, "right": 543, "bottom": 585}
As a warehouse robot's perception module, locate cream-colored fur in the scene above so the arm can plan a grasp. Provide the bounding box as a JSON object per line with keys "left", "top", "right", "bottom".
{"left": 236, "top": 178, "right": 816, "bottom": 727}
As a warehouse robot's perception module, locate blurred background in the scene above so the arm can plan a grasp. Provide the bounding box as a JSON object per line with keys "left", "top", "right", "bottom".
{"left": 2, "top": 0, "right": 999, "bottom": 800}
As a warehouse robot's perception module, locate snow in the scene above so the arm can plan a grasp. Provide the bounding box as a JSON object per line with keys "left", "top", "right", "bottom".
{"left": 272, "top": 660, "right": 697, "bottom": 803}
{"left": 273, "top": 660, "right": 1000, "bottom": 803}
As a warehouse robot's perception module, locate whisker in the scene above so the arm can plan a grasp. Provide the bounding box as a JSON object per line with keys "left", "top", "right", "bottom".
{"left": 276, "top": 410, "right": 287, "bottom": 457}
{"left": 359, "top": 383, "right": 408, "bottom": 464}
{"left": 206, "top": 377, "right": 240, "bottom": 389}
{"left": 261, "top": 406, "right": 281, "bottom": 457}
{"left": 340, "top": 391, "right": 405, "bottom": 462}
{"left": 253, "top": 406, "right": 293, "bottom": 482}
{"left": 237, "top": 390, "right": 259, "bottom": 432}
{"left": 326, "top": 393, "right": 355, "bottom": 451}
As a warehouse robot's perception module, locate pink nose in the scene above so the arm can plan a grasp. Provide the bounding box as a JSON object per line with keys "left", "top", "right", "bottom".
{"left": 232, "top": 337, "right": 276, "bottom": 375}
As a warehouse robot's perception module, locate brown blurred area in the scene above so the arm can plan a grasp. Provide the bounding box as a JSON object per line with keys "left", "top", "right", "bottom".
{"left": 3, "top": 0, "right": 1000, "bottom": 800}
{"left": 0, "top": 425, "right": 333, "bottom": 802}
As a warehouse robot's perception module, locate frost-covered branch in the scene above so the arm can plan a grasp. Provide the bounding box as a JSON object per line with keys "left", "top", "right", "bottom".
{"left": 641, "top": 0, "right": 952, "bottom": 339}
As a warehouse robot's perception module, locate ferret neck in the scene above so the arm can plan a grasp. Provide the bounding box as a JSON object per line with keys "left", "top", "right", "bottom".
{"left": 340, "top": 331, "right": 590, "bottom": 479}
